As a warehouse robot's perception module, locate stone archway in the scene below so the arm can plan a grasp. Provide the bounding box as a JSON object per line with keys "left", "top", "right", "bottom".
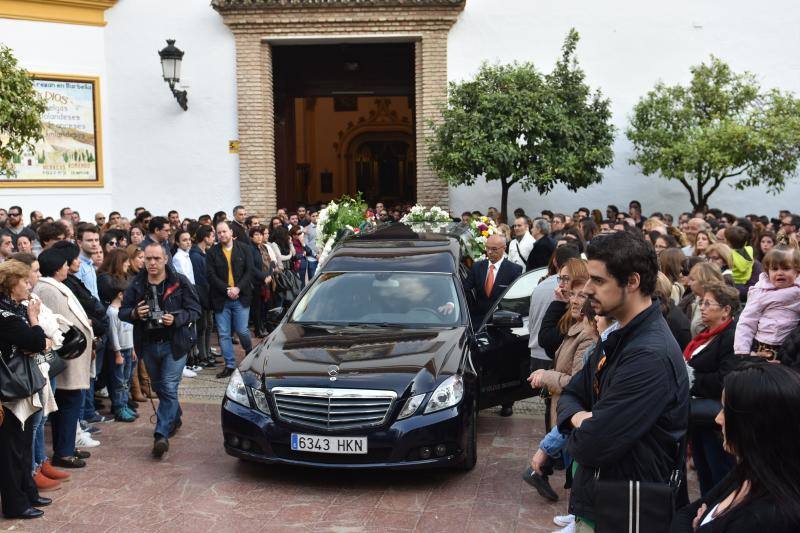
{"left": 211, "top": 0, "right": 466, "bottom": 216}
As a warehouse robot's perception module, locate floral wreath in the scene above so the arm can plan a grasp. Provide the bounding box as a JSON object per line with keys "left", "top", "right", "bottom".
{"left": 316, "top": 193, "right": 373, "bottom": 264}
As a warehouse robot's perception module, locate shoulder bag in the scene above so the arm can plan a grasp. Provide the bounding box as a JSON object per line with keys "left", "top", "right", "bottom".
{"left": 0, "top": 347, "right": 47, "bottom": 401}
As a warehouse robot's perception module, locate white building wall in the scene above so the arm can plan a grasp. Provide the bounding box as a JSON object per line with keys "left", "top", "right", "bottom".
{"left": 2, "top": 0, "right": 799, "bottom": 221}
{"left": 104, "top": 0, "right": 239, "bottom": 219}
{"left": 448, "top": 0, "right": 800, "bottom": 218}
{"left": 0, "top": 18, "right": 110, "bottom": 219}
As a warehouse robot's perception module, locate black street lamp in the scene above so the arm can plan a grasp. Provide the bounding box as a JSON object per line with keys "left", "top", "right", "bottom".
{"left": 158, "top": 39, "right": 188, "bottom": 111}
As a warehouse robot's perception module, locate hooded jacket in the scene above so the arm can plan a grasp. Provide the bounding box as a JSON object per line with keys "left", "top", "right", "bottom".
{"left": 557, "top": 302, "right": 689, "bottom": 522}
{"left": 733, "top": 273, "right": 800, "bottom": 354}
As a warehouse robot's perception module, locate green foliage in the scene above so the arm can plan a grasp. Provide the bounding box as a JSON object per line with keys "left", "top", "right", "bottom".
{"left": 626, "top": 56, "right": 800, "bottom": 210}
{"left": 0, "top": 44, "right": 46, "bottom": 177}
{"left": 428, "top": 29, "right": 615, "bottom": 216}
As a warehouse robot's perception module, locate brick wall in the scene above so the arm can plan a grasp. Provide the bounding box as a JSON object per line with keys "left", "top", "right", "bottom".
{"left": 216, "top": 2, "right": 465, "bottom": 215}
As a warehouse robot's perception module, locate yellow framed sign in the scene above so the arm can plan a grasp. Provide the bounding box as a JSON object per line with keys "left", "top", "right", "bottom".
{"left": 1, "top": 73, "right": 103, "bottom": 188}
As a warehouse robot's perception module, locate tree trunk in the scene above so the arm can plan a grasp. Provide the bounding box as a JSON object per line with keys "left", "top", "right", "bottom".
{"left": 500, "top": 178, "right": 510, "bottom": 223}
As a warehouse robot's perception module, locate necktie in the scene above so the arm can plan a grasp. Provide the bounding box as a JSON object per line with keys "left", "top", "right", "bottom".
{"left": 484, "top": 264, "right": 495, "bottom": 297}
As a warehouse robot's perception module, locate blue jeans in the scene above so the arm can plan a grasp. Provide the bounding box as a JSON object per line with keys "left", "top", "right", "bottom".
{"left": 111, "top": 348, "right": 134, "bottom": 413}
{"left": 29, "top": 409, "right": 44, "bottom": 472}
{"left": 141, "top": 341, "right": 185, "bottom": 439}
{"left": 215, "top": 299, "right": 253, "bottom": 369}
{"left": 307, "top": 258, "right": 318, "bottom": 281}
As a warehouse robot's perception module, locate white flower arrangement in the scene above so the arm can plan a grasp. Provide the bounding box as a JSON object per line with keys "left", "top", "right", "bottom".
{"left": 399, "top": 204, "right": 452, "bottom": 223}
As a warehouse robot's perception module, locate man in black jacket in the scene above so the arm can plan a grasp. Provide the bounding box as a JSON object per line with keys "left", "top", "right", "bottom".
{"left": 120, "top": 243, "right": 200, "bottom": 458}
{"left": 527, "top": 218, "right": 556, "bottom": 271}
{"left": 557, "top": 231, "right": 689, "bottom": 530}
{"left": 206, "top": 221, "right": 254, "bottom": 378}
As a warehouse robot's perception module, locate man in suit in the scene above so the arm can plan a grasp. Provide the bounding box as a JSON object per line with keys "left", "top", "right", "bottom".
{"left": 465, "top": 233, "right": 524, "bottom": 322}
{"left": 206, "top": 221, "right": 254, "bottom": 379}
{"left": 464, "top": 234, "right": 523, "bottom": 416}
{"left": 465, "top": 234, "right": 523, "bottom": 322}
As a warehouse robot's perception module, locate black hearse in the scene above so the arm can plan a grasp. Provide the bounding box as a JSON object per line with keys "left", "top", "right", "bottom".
{"left": 221, "top": 224, "right": 545, "bottom": 469}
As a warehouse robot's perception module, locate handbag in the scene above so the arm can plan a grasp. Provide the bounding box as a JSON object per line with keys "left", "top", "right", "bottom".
{"left": 0, "top": 348, "right": 48, "bottom": 401}
{"left": 275, "top": 270, "right": 302, "bottom": 303}
{"left": 690, "top": 397, "right": 722, "bottom": 429}
{"left": 33, "top": 350, "right": 67, "bottom": 377}
{"left": 594, "top": 478, "right": 677, "bottom": 533}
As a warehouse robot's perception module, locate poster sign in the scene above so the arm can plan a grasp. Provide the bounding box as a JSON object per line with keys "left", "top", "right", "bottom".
{"left": 1, "top": 74, "right": 103, "bottom": 188}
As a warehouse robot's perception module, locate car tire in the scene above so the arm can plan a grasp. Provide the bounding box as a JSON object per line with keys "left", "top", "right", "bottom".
{"left": 456, "top": 396, "right": 477, "bottom": 471}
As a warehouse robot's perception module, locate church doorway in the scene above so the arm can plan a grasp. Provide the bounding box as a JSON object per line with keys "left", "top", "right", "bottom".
{"left": 272, "top": 42, "right": 415, "bottom": 210}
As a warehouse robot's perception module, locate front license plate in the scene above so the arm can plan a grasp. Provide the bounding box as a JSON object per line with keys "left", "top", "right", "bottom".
{"left": 291, "top": 433, "right": 368, "bottom": 454}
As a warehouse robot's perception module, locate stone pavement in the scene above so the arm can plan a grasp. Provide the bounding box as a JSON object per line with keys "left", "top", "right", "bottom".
{"left": 0, "top": 400, "right": 574, "bottom": 533}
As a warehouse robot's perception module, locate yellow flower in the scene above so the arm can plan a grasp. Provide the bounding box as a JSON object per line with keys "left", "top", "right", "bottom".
{"left": 481, "top": 230, "right": 489, "bottom": 237}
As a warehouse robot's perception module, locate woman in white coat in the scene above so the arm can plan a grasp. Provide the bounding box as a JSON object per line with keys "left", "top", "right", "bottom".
{"left": 33, "top": 247, "right": 93, "bottom": 469}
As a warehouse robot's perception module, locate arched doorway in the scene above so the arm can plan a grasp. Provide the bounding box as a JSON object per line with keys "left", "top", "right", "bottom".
{"left": 347, "top": 132, "right": 415, "bottom": 206}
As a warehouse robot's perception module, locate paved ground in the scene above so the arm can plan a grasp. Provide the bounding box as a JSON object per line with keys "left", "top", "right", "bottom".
{"left": 1, "top": 402, "right": 571, "bottom": 533}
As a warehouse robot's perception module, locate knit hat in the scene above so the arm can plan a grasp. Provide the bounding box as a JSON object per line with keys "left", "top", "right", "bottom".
{"left": 51, "top": 240, "right": 80, "bottom": 265}
{"left": 38, "top": 247, "right": 69, "bottom": 277}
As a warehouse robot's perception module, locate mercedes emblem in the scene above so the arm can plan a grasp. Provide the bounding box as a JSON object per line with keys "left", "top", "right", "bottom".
{"left": 328, "top": 365, "right": 339, "bottom": 381}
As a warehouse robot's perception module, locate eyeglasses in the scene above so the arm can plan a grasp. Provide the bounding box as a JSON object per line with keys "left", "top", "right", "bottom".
{"left": 108, "top": 241, "right": 117, "bottom": 246}
{"left": 706, "top": 255, "right": 722, "bottom": 262}
{"left": 485, "top": 246, "right": 504, "bottom": 252}
{"left": 699, "top": 300, "right": 723, "bottom": 309}
{"left": 556, "top": 275, "right": 571, "bottom": 284}
{"left": 8, "top": 212, "right": 21, "bottom": 217}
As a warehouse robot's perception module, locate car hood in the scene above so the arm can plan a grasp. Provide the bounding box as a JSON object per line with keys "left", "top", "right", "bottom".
{"left": 241, "top": 323, "right": 468, "bottom": 396}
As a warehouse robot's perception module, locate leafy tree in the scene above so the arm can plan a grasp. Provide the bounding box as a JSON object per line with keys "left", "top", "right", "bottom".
{"left": 627, "top": 56, "right": 800, "bottom": 211}
{"left": 0, "top": 44, "right": 46, "bottom": 176}
{"left": 428, "top": 29, "right": 615, "bottom": 217}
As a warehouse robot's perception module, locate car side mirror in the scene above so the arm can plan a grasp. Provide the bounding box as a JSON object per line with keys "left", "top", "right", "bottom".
{"left": 490, "top": 310, "right": 523, "bottom": 329}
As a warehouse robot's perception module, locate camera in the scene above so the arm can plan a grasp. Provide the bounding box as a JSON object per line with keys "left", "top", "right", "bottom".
{"left": 144, "top": 285, "right": 165, "bottom": 330}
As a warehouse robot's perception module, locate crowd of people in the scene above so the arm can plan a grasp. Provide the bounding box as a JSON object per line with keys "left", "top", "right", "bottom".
{"left": 1, "top": 200, "right": 800, "bottom": 530}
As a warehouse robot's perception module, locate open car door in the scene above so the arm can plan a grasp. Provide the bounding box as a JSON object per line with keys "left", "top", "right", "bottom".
{"left": 473, "top": 268, "right": 548, "bottom": 410}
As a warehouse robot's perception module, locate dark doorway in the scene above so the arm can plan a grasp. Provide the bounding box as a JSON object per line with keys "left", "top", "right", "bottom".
{"left": 272, "top": 42, "right": 415, "bottom": 211}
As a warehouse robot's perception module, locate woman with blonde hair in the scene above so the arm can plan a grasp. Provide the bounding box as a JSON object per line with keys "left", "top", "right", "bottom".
{"left": 0, "top": 260, "right": 52, "bottom": 519}
{"left": 681, "top": 262, "right": 726, "bottom": 336}
{"left": 705, "top": 243, "right": 735, "bottom": 286}
{"left": 692, "top": 230, "right": 717, "bottom": 258}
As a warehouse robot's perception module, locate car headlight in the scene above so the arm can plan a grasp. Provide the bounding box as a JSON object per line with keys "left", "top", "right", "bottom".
{"left": 225, "top": 369, "right": 250, "bottom": 406}
{"left": 251, "top": 387, "right": 271, "bottom": 415}
{"left": 424, "top": 375, "right": 464, "bottom": 414}
{"left": 397, "top": 393, "right": 426, "bottom": 420}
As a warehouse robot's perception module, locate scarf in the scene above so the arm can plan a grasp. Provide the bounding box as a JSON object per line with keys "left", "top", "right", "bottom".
{"left": 0, "top": 294, "right": 28, "bottom": 322}
{"left": 683, "top": 318, "right": 732, "bottom": 361}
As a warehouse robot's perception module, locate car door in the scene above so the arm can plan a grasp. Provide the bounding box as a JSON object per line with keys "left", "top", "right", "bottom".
{"left": 472, "top": 268, "right": 548, "bottom": 410}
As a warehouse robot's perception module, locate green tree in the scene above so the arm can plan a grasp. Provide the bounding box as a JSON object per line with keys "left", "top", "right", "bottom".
{"left": 428, "top": 29, "right": 615, "bottom": 217}
{"left": 0, "top": 44, "right": 46, "bottom": 176}
{"left": 627, "top": 56, "right": 800, "bottom": 211}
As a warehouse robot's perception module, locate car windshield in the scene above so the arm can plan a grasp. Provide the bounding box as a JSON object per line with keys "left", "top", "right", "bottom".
{"left": 291, "top": 271, "right": 461, "bottom": 327}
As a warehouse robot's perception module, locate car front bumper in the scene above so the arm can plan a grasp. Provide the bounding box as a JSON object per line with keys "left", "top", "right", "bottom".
{"left": 220, "top": 396, "right": 469, "bottom": 469}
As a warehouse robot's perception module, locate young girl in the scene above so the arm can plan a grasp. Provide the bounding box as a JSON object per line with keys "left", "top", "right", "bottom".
{"left": 734, "top": 247, "right": 800, "bottom": 358}
{"left": 103, "top": 277, "right": 138, "bottom": 422}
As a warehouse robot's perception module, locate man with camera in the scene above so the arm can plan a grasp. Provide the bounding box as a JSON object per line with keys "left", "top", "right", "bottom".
{"left": 120, "top": 243, "right": 200, "bottom": 458}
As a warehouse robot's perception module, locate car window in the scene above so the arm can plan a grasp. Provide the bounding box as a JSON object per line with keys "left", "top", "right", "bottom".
{"left": 290, "top": 271, "right": 461, "bottom": 326}
{"left": 497, "top": 268, "right": 548, "bottom": 315}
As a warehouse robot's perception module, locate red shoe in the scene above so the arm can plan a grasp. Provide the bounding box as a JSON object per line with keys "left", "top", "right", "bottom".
{"left": 33, "top": 468, "right": 62, "bottom": 492}
{"left": 41, "top": 459, "right": 71, "bottom": 482}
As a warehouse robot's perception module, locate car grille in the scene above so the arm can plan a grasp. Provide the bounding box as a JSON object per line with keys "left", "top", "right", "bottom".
{"left": 271, "top": 387, "right": 397, "bottom": 431}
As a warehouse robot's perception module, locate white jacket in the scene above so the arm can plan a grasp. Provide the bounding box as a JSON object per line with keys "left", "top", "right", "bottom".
{"left": 508, "top": 232, "right": 535, "bottom": 269}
